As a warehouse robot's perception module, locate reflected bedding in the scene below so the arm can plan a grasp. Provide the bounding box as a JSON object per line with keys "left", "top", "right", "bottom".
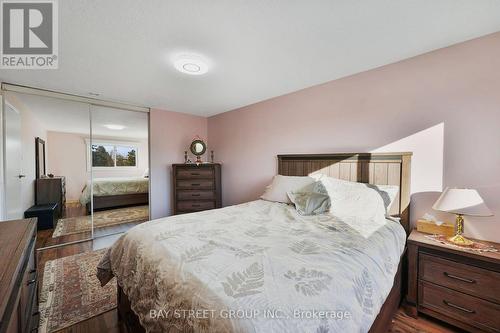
{"left": 79, "top": 177, "right": 148, "bottom": 205}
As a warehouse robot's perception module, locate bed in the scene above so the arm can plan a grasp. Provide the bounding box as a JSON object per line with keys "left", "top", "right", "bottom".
{"left": 98, "top": 152, "right": 412, "bottom": 333}
{"left": 80, "top": 177, "right": 149, "bottom": 213}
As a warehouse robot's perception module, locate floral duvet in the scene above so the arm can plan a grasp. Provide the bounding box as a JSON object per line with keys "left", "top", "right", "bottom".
{"left": 97, "top": 199, "right": 406, "bottom": 333}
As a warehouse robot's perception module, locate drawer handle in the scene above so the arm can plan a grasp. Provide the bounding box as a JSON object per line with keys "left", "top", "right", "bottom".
{"left": 444, "top": 272, "right": 475, "bottom": 284}
{"left": 443, "top": 300, "right": 475, "bottom": 314}
{"left": 27, "top": 272, "right": 37, "bottom": 285}
{"left": 191, "top": 183, "right": 200, "bottom": 186}
{"left": 192, "top": 204, "right": 201, "bottom": 207}
{"left": 192, "top": 194, "right": 201, "bottom": 197}
{"left": 190, "top": 173, "right": 200, "bottom": 176}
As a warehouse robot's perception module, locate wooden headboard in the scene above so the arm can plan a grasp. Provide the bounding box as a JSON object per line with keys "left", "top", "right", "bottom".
{"left": 277, "top": 152, "right": 412, "bottom": 234}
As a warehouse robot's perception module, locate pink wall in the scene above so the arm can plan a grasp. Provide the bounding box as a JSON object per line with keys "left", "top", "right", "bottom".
{"left": 47, "top": 131, "right": 87, "bottom": 201}
{"left": 208, "top": 32, "right": 500, "bottom": 242}
{"left": 149, "top": 108, "right": 207, "bottom": 219}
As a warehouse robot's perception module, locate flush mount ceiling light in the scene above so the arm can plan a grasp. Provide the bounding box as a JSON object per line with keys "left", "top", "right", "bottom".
{"left": 173, "top": 54, "right": 209, "bottom": 75}
{"left": 104, "top": 124, "right": 125, "bottom": 130}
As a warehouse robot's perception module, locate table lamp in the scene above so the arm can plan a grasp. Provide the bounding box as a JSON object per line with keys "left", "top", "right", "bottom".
{"left": 432, "top": 188, "right": 493, "bottom": 246}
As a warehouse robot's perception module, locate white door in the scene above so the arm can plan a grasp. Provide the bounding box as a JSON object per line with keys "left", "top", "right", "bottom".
{"left": 3, "top": 102, "right": 23, "bottom": 219}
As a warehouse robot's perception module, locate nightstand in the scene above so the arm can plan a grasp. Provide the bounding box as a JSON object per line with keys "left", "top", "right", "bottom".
{"left": 406, "top": 230, "right": 500, "bottom": 333}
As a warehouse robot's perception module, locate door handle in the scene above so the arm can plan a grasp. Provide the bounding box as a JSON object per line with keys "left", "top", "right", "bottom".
{"left": 18, "top": 174, "right": 26, "bottom": 178}
{"left": 27, "top": 277, "right": 37, "bottom": 285}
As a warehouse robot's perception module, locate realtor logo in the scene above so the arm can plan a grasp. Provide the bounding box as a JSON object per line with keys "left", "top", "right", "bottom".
{"left": 1, "top": 0, "right": 58, "bottom": 69}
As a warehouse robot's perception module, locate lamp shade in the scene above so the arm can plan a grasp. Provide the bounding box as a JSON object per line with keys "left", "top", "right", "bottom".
{"left": 432, "top": 188, "right": 493, "bottom": 217}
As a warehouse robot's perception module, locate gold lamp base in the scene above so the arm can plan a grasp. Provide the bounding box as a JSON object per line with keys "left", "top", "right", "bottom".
{"left": 447, "top": 234, "right": 474, "bottom": 246}
{"left": 447, "top": 214, "right": 475, "bottom": 247}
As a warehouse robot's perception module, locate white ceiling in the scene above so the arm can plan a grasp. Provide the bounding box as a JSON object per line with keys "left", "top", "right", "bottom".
{"left": 8, "top": 92, "right": 148, "bottom": 139}
{"left": 1, "top": 0, "right": 500, "bottom": 116}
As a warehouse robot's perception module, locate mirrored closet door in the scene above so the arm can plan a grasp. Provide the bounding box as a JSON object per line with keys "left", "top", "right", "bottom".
{"left": 89, "top": 105, "right": 149, "bottom": 239}
{"left": 2, "top": 91, "right": 94, "bottom": 249}
{"left": 1, "top": 85, "right": 150, "bottom": 251}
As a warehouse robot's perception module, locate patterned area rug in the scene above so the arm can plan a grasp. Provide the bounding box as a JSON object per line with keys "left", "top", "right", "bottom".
{"left": 38, "top": 249, "right": 117, "bottom": 333}
{"left": 52, "top": 205, "right": 149, "bottom": 238}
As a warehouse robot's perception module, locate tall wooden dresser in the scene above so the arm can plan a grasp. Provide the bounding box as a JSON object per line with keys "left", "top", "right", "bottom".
{"left": 36, "top": 176, "right": 66, "bottom": 218}
{"left": 0, "top": 218, "right": 38, "bottom": 333}
{"left": 172, "top": 164, "right": 221, "bottom": 215}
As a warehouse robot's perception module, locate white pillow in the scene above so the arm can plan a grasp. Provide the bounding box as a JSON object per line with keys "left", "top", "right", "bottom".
{"left": 317, "top": 176, "right": 399, "bottom": 220}
{"left": 260, "top": 175, "right": 315, "bottom": 204}
{"left": 370, "top": 184, "right": 399, "bottom": 212}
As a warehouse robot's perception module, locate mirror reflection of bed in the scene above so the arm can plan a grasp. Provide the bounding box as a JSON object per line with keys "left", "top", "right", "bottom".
{"left": 58, "top": 106, "right": 150, "bottom": 242}
{"left": 87, "top": 105, "right": 150, "bottom": 239}
{"left": 83, "top": 176, "right": 149, "bottom": 237}
{"left": 5, "top": 92, "right": 150, "bottom": 250}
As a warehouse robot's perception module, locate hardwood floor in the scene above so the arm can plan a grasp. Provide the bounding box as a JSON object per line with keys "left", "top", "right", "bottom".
{"left": 37, "top": 237, "right": 465, "bottom": 333}
{"left": 389, "top": 309, "right": 466, "bottom": 333}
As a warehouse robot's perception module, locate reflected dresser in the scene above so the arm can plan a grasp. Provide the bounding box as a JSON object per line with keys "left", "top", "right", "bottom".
{"left": 406, "top": 230, "right": 500, "bottom": 333}
{"left": 36, "top": 176, "right": 66, "bottom": 218}
{"left": 0, "top": 218, "right": 38, "bottom": 333}
{"left": 172, "top": 164, "right": 221, "bottom": 215}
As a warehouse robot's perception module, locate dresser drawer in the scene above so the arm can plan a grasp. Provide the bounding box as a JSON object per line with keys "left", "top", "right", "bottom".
{"left": 177, "top": 168, "right": 214, "bottom": 179}
{"left": 177, "top": 179, "right": 214, "bottom": 189}
{"left": 419, "top": 253, "right": 500, "bottom": 303}
{"left": 0, "top": 219, "right": 37, "bottom": 333}
{"left": 177, "top": 190, "right": 215, "bottom": 201}
{"left": 177, "top": 201, "right": 215, "bottom": 212}
{"left": 19, "top": 243, "right": 37, "bottom": 331}
{"left": 419, "top": 280, "right": 500, "bottom": 333}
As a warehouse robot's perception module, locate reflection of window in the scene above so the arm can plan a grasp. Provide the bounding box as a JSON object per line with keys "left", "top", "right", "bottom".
{"left": 91, "top": 143, "right": 137, "bottom": 168}
{"left": 116, "top": 146, "right": 136, "bottom": 166}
